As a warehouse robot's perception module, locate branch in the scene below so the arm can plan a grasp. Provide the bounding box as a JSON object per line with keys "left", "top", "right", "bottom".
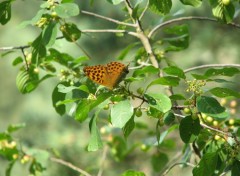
{"left": 97, "top": 146, "right": 108, "bottom": 176}
{"left": 139, "top": 0, "right": 149, "bottom": 20}
{"left": 184, "top": 64, "right": 240, "bottom": 73}
{"left": 162, "top": 162, "right": 196, "bottom": 176}
{"left": 81, "top": 10, "right": 136, "bottom": 27}
{"left": 50, "top": 157, "right": 92, "bottom": 176}
{"left": 148, "top": 16, "right": 240, "bottom": 38}
{"left": 124, "top": 0, "right": 159, "bottom": 68}
{"left": 81, "top": 29, "right": 138, "bottom": 37}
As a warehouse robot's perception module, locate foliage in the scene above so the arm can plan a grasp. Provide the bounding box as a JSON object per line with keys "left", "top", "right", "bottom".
{"left": 1, "top": 0, "right": 240, "bottom": 175}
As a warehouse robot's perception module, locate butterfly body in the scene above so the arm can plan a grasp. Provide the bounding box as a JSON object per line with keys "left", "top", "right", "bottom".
{"left": 83, "top": 62, "right": 129, "bottom": 89}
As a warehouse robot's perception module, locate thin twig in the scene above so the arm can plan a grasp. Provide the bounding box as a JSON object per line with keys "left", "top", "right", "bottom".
{"left": 200, "top": 123, "right": 231, "bottom": 137}
{"left": 50, "top": 157, "right": 92, "bottom": 176}
{"left": 184, "top": 64, "right": 240, "bottom": 73}
{"left": 81, "top": 29, "right": 138, "bottom": 37}
{"left": 148, "top": 16, "right": 240, "bottom": 38}
{"left": 139, "top": 0, "right": 149, "bottom": 20}
{"left": 162, "top": 162, "right": 196, "bottom": 176}
{"left": 97, "top": 146, "right": 108, "bottom": 176}
{"left": 81, "top": 10, "right": 136, "bottom": 27}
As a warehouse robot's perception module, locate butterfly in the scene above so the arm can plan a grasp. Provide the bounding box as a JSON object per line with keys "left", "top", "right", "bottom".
{"left": 83, "top": 62, "right": 129, "bottom": 90}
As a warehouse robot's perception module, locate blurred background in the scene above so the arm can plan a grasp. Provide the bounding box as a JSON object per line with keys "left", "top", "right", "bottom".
{"left": 0, "top": 0, "right": 240, "bottom": 176}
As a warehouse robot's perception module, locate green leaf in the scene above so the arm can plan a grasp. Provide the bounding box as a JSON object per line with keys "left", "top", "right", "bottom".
{"left": 163, "top": 66, "right": 186, "bottom": 79}
{"left": 6, "top": 161, "right": 15, "bottom": 176}
{"left": 117, "top": 42, "right": 139, "bottom": 61}
{"left": 7, "top": 123, "right": 26, "bottom": 133}
{"left": 180, "top": 0, "right": 202, "bottom": 7}
{"left": 156, "top": 124, "right": 179, "bottom": 145}
{"left": 205, "top": 67, "right": 240, "bottom": 77}
{"left": 147, "top": 76, "right": 180, "bottom": 88}
{"left": 75, "top": 91, "right": 112, "bottom": 122}
{"left": 163, "top": 112, "right": 175, "bottom": 125}
{"left": 179, "top": 116, "right": 201, "bottom": 143}
{"left": 60, "top": 22, "right": 81, "bottom": 42}
{"left": 121, "top": 170, "right": 146, "bottom": 176}
{"left": 164, "top": 24, "right": 189, "bottom": 51}
{"left": 151, "top": 152, "right": 168, "bottom": 172}
{"left": 16, "top": 70, "right": 39, "bottom": 94}
{"left": 132, "top": 65, "right": 159, "bottom": 77}
{"left": 232, "top": 160, "right": 240, "bottom": 176}
{"left": 192, "top": 152, "right": 218, "bottom": 176}
{"left": 123, "top": 115, "right": 135, "bottom": 138}
{"left": 169, "top": 94, "right": 186, "bottom": 100}
{"left": 149, "top": 0, "right": 172, "bottom": 15}
{"left": 106, "top": 0, "right": 124, "bottom": 5}
{"left": 75, "top": 99, "right": 91, "bottom": 122}
{"left": 196, "top": 96, "right": 225, "bottom": 114}
{"left": 209, "top": 0, "right": 235, "bottom": 23}
{"left": 111, "top": 100, "right": 134, "bottom": 128}
{"left": 55, "top": 3, "right": 79, "bottom": 18}
{"left": 48, "top": 48, "right": 75, "bottom": 67}
{"left": 144, "top": 93, "right": 171, "bottom": 113}
{"left": 209, "top": 87, "right": 240, "bottom": 98}
{"left": 12, "top": 56, "right": 23, "bottom": 66}
{"left": 88, "top": 112, "right": 103, "bottom": 151}
{"left": 31, "top": 33, "right": 47, "bottom": 65}
{"left": 42, "top": 21, "right": 57, "bottom": 47}
{"left": 0, "top": 1, "right": 11, "bottom": 25}
{"left": 52, "top": 83, "right": 67, "bottom": 115}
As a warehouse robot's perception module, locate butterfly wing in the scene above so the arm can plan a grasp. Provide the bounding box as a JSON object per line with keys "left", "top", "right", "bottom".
{"left": 83, "top": 65, "right": 108, "bottom": 85}
{"left": 106, "top": 62, "right": 129, "bottom": 89}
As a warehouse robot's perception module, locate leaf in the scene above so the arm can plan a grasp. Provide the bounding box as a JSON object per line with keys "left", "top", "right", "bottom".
{"left": 151, "top": 152, "right": 168, "bottom": 172}
{"left": 27, "top": 149, "right": 50, "bottom": 168}
{"left": 179, "top": 116, "right": 201, "bottom": 143}
{"left": 163, "top": 24, "right": 189, "bottom": 51}
{"left": 87, "top": 112, "right": 103, "bottom": 151}
{"left": 163, "top": 112, "right": 175, "bottom": 125}
{"left": 169, "top": 94, "right": 186, "bottom": 100}
{"left": 42, "top": 21, "right": 57, "bottom": 47}
{"left": 117, "top": 42, "right": 139, "bottom": 61}
{"left": 144, "top": 93, "right": 172, "bottom": 113}
{"left": 156, "top": 124, "right": 179, "bottom": 145}
{"left": 106, "top": 0, "right": 124, "bottom": 5}
{"left": 6, "top": 161, "right": 15, "bottom": 176}
{"left": 209, "top": 87, "right": 240, "bottom": 98}
{"left": 147, "top": 76, "right": 180, "bottom": 88}
{"left": 196, "top": 96, "right": 225, "bottom": 114}
{"left": 163, "top": 66, "right": 186, "bottom": 79}
{"left": 31, "top": 33, "right": 47, "bottom": 65}
{"left": 52, "top": 83, "right": 67, "bottom": 115}
{"left": 192, "top": 152, "right": 218, "bottom": 176}
{"left": 75, "top": 99, "right": 91, "bottom": 122}
{"left": 123, "top": 115, "right": 135, "bottom": 138}
{"left": 180, "top": 0, "right": 202, "bottom": 7}
{"left": 0, "top": 1, "right": 11, "bottom": 25}
{"left": 111, "top": 100, "right": 134, "bottom": 128}
{"left": 12, "top": 56, "right": 23, "bottom": 66}
{"left": 132, "top": 65, "right": 159, "bottom": 77}
{"left": 209, "top": 0, "right": 235, "bottom": 23}
{"left": 48, "top": 48, "right": 75, "bottom": 66}
{"left": 205, "top": 67, "right": 240, "bottom": 77}
{"left": 231, "top": 160, "right": 240, "bottom": 176}
{"left": 121, "top": 170, "right": 146, "bottom": 176}
{"left": 60, "top": 22, "right": 81, "bottom": 42}
{"left": 55, "top": 3, "right": 79, "bottom": 18}
{"left": 7, "top": 123, "right": 26, "bottom": 133}
{"left": 149, "top": 0, "right": 172, "bottom": 15}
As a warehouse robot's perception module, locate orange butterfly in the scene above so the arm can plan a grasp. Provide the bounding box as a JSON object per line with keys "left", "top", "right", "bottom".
{"left": 83, "top": 62, "right": 129, "bottom": 90}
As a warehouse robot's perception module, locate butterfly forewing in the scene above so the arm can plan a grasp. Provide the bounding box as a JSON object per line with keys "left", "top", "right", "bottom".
{"left": 83, "top": 62, "right": 128, "bottom": 89}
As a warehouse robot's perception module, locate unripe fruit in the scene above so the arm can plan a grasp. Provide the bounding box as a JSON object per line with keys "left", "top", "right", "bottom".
{"left": 103, "top": 104, "right": 109, "bottom": 110}
{"left": 214, "top": 135, "right": 221, "bottom": 140}
{"left": 220, "top": 98, "right": 227, "bottom": 106}
{"left": 137, "top": 87, "right": 144, "bottom": 95}
{"left": 229, "top": 119, "right": 235, "bottom": 125}
{"left": 206, "top": 116, "right": 213, "bottom": 123}
{"left": 213, "top": 121, "right": 219, "bottom": 127}
{"left": 135, "top": 108, "right": 142, "bottom": 117}
{"left": 222, "top": 0, "right": 230, "bottom": 6}
{"left": 183, "top": 108, "right": 191, "bottom": 114}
